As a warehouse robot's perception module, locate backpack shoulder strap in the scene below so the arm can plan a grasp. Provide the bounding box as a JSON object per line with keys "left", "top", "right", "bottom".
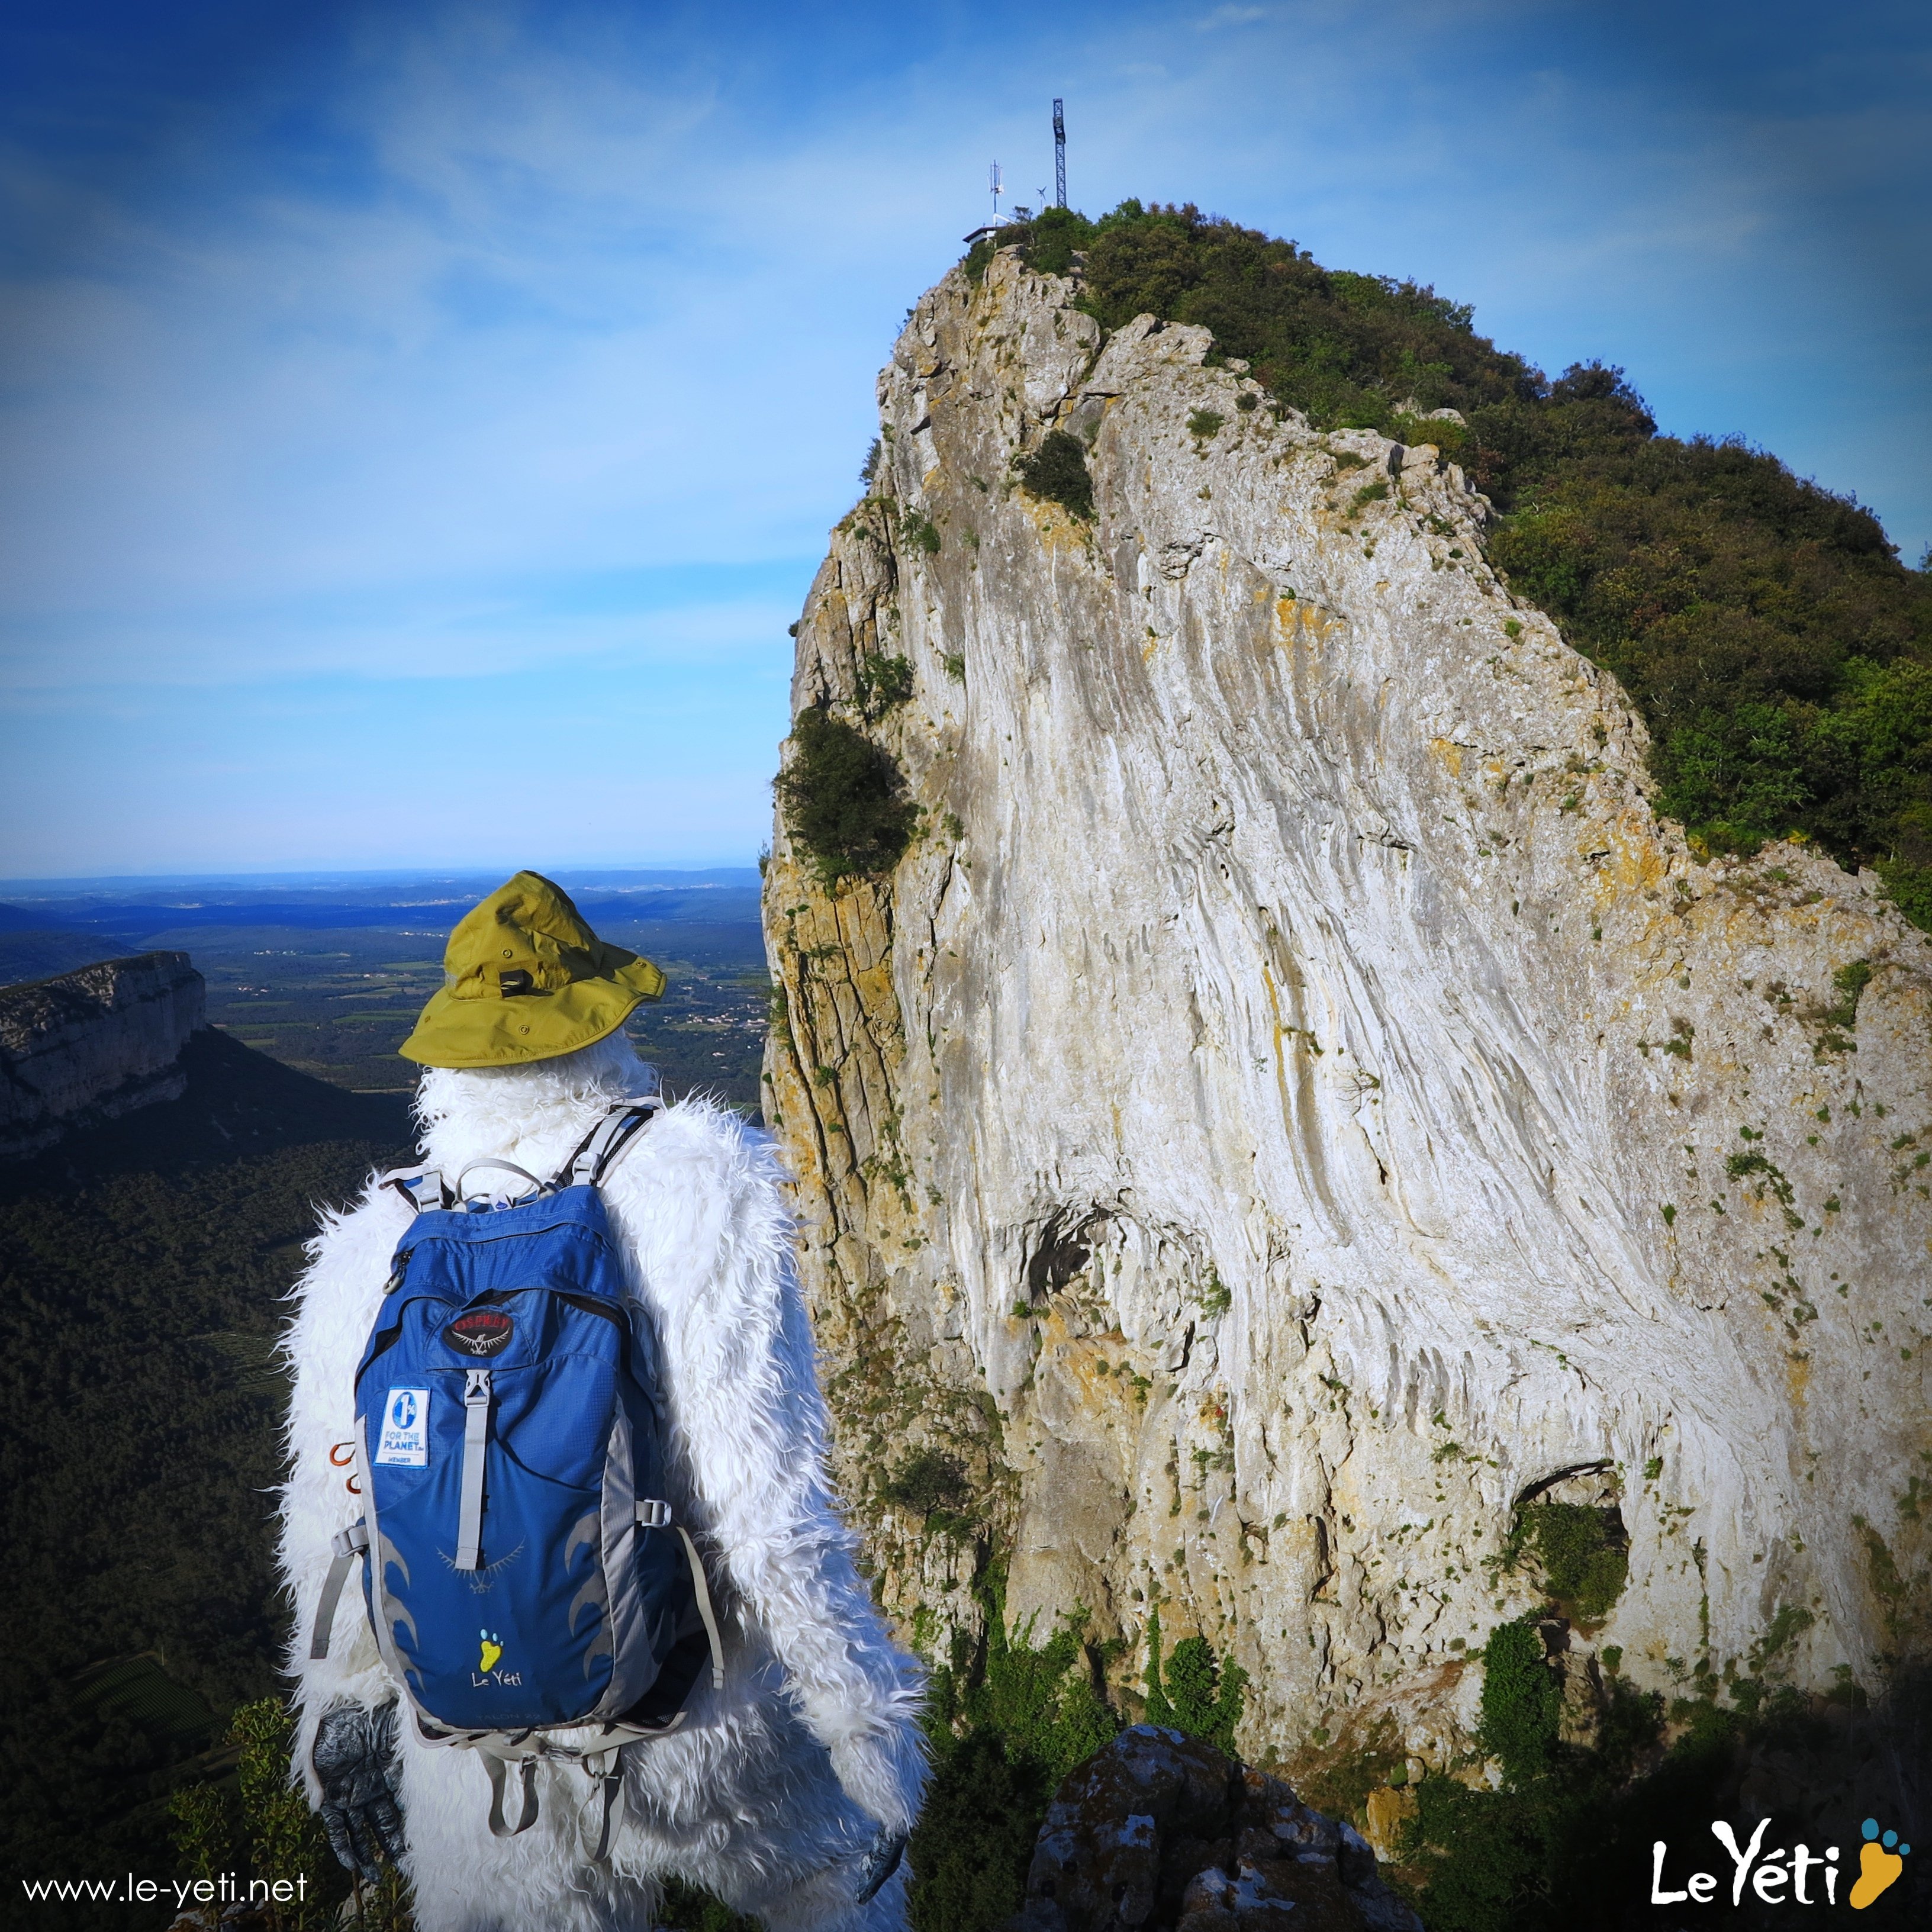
{"left": 555, "top": 1100, "right": 662, "bottom": 1191}
{"left": 381, "top": 1165, "right": 453, "bottom": 1213}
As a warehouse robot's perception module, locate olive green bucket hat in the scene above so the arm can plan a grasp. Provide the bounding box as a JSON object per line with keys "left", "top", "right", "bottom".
{"left": 399, "top": 871, "right": 665, "bottom": 1069}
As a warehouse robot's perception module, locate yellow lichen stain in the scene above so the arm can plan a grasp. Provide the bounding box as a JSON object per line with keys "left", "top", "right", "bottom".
{"left": 1035, "top": 1312, "right": 1139, "bottom": 1405}
{"left": 1261, "top": 965, "right": 1294, "bottom": 1131}
{"left": 1429, "top": 739, "right": 1465, "bottom": 780}
{"left": 1273, "top": 597, "right": 1337, "bottom": 653}
{"left": 1021, "top": 498, "right": 1089, "bottom": 555}
{"left": 1583, "top": 809, "right": 1676, "bottom": 928}
{"left": 1785, "top": 1350, "right": 1811, "bottom": 1409}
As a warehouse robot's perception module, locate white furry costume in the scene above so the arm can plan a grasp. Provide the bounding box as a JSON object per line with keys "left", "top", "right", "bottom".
{"left": 280, "top": 1038, "right": 926, "bottom": 1932}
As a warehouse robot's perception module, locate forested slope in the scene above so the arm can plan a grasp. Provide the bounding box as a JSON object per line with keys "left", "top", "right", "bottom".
{"left": 1, "top": 1032, "right": 409, "bottom": 1918}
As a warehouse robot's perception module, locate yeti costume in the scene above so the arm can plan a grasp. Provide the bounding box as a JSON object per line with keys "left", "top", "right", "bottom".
{"left": 280, "top": 1035, "right": 926, "bottom": 1932}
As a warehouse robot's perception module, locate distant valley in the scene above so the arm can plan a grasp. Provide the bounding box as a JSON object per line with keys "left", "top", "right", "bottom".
{"left": 0, "top": 868, "right": 771, "bottom": 1109}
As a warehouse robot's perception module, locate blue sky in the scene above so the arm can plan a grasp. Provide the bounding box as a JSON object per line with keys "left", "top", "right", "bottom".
{"left": 2, "top": 0, "right": 1927, "bottom": 878}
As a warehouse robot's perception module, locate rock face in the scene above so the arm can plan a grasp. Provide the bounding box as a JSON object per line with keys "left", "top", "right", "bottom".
{"left": 761, "top": 250, "right": 1932, "bottom": 1766}
{"left": 1010, "top": 1726, "right": 1419, "bottom": 1932}
{"left": 1, "top": 953, "right": 207, "bottom": 1157}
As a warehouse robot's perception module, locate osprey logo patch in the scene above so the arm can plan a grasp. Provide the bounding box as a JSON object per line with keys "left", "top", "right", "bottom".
{"left": 446, "top": 1309, "right": 514, "bottom": 1358}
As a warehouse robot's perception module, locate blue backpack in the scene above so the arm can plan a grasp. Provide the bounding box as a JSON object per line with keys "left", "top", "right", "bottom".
{"left": 310, "top": 1102, "right": 724, "bottom": 1853}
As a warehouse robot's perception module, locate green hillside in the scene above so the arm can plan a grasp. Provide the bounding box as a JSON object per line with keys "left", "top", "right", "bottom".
{"left": 977, "top": 203, "right": 1932, "bottom": 930}
{"left": 1, "top": 1032, "right": 409, "bottom": 1922}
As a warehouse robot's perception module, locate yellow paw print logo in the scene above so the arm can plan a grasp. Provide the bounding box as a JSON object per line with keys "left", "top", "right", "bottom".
{"left": 1852, "top": 1817, "right": 1911, "bottom": 1910}
{"left": 479, "top": 1630, "right": 503, "bottom": 1674}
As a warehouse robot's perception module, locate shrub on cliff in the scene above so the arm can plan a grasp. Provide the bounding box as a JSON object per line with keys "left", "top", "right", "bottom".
{"left": 912, "top": 1579, "right": 1121, "bottom": 1932}
{"left": 775, "top": 706, "right": 920, "bottom": 886}
{"left": 1142, "top": 1605, "right": 1246, "bottom": 1753}
{"left": 1015, "top": 429, "right": 1094, "bottom": 519}
{"left": 970, "top": 202, "right": 1932, "bottom": 929}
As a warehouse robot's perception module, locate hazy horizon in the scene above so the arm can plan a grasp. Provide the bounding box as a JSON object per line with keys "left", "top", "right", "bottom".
{"left": 0, "top": 862, "right": 765, "bottom": 896}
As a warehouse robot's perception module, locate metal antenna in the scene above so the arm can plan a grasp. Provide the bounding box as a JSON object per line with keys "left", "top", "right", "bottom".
{"left": 1052, "top": 98, "right": 1066, "bottom": 207}
{"left": 988, "top": 160, "right": 1003, "bottom": 222}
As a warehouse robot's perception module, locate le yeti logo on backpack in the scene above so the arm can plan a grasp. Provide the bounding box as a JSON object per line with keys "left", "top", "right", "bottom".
{"left": 374, "top": 1387, "right": 430, "bottom": 1466}
{"left": 445, "top": 1309, "right": 514, "bottom": 1358}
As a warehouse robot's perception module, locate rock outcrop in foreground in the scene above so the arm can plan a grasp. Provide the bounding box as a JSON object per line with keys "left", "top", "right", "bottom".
{"left": 0, "top": 952, "right": 206, "bottom": 1157}
{"left": 1010, "top": 1725, "right": 1419, "bottom": 1932}
{"left": 762, "top": 250, "right": 1932, "bottom": 1765}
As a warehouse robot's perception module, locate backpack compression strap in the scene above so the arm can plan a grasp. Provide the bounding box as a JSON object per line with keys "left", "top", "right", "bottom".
{"left": 481, "top": 1753, "right": 539, "bottom": 1839}
{"left": 309, "top": 1521, "right": 371, "bottom": 1660}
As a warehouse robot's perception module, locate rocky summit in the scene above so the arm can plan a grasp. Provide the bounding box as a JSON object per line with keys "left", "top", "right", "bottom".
{"left": 761, "top": 245, "right": 1932, "bottom": 1770}
{"left": 0, "top": 951, "right": 205, "bottom": 1157}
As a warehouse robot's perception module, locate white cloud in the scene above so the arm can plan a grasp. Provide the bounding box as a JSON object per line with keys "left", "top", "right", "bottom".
{"left": 0, "top": 0, "right": 1925, "bottom": 871}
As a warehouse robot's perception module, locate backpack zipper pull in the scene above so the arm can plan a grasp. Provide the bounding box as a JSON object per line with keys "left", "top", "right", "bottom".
{"left": 455, "top": 1368, "right": 492, "bottom": 1572}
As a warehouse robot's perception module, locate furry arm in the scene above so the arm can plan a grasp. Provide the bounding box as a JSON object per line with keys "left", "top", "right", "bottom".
{"left": 603, "top": 1107, "right": 929, "bottom": 1837}
{"left": 278, "top": 1181, "right": 414, "bottom": 1801}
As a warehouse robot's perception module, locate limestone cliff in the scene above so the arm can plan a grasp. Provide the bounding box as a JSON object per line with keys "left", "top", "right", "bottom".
{"left": 762, "top": 250, "right": 1932, "bottom": 1769}
{"left": 1, "top": 952, "right": 207, "bottom": 1158}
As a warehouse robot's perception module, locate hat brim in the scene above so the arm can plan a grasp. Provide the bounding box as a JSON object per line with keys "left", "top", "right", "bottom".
{"left": 398, "top": 956, "right": 666, "bottom": 1069}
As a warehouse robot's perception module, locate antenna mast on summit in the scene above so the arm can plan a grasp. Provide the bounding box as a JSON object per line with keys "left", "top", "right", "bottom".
{"left": 1052, "top": 99, "right": 1066, "bottom": 207}
{"left": 988, "top": 160, "right": 1004, "bottom": 223}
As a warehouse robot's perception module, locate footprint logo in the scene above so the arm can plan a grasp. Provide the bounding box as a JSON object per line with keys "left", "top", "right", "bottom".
{"left": 1851, "top": 1817, "right": 1911, "bottom": 1910}
{"left": 479, "top": 1629, "right": 503, "bottom": 1674}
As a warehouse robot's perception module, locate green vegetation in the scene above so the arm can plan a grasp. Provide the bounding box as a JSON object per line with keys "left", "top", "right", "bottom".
{"left": 911, "top": 1580, "right": 1121, "bottom": 1932}
{"left": 908, "top": 1570, "right": 1255, "bottom": 1932}
{"left": 1142, "top": 1606, "right": 1246, "bottom": 1752}
{"left": 167, "top": 1698, "right": 385, "bottom": 1930}
{"left": 1013, "top": 430, "right": 1094, "bottom": 520}
{"left": 1518, "top": 1502, "right": 1630, "bottom": 1622}
{"left": 901, "top": 508, "right": 942, "bottom": 555}
{"left": 856, "top": 650, "right": 916, "bottom": 715}
{"left": 882, "top": 1450, "right": 975, "bottom": 1538}
{"left": 1391, "top": 1618, "right": 1932, "bottom": 1932}
{"left": 1186, "top": 408, "right": 1224, "bottom": 440}
{"left": 0, "top": 1032, "right": 410, "bottom": 1927}
{"left": 975, "top": 200, "right": 1932, "bottom": 928}
{"left": 775, "top": 706, "right": 921, "bottom": 886}
{"left": 1195, "top": 1267, "right": 1231, "bottom": 1317}
{"left": 1476, "top": 1621, "right": 1564, "bottom": 1784}
{"left": 1821, "top": 957, "right": 1875, "bottom": 1030}
{"left": 1400, "top": 1619, "right": 1680, "bottom": 1931}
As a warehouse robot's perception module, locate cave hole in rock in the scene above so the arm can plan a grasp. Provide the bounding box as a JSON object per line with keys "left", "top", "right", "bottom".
{"left": 1025, "top": 1207, "right": 1106, "bottom": 1303}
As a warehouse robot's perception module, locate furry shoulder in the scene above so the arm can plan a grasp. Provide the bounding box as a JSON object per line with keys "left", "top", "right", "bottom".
{"left": 603, "top": 1094, "right": 792, "bottom": 1210}
{"left": 598, "top": 1096, "right": 798, "bottom": 1296}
